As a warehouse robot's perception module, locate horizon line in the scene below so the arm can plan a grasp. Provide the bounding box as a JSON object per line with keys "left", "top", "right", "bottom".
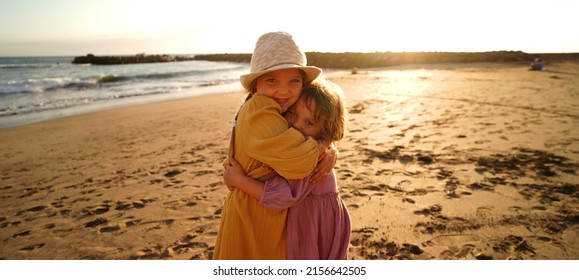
{"left": 2, "top": 50, "right": 579, "bottom": 58}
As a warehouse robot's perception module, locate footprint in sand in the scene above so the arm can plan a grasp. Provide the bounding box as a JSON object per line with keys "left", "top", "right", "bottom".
{"left": 94, "top": 205, "right": 110, "bottom": 214}
{"left": 349, "top": 227, "right": 378, "bottom": 247}
{"left": 51, "top": 201, "right": 64, "bottom": 208}
{"left": 192, "top": 170, "right": 215, "bottom": 177}
{"left": 350, "top": 227, "right": 426, "bottom": 259}
{"left": 100, "top": 224, "right": 121, "bottom": 233}
{"left": 164, "top": 169, "right": 184, "bottom": 178}
{"left": 19, "top": 243, "right": 45, "bottom": 251}
{"left": 168, "top": 238, "right": 210, "bottom": 257}
{"left": 440, "top": 243, "right": 477, "bottom": 259}
{"left": 336, "top": 168, "right": 354, "bottom": 180}
{"left": 425, "top": 234, "right": 482, "bottom": 259}
{"left": 17, "top": 190, "right": 36, "bottom": 199}
{"left": 16, "top": 205, "right": 45, "bottom": 216}
{"left": 413, "top": 204, "right": 442, "bottom": 216}
{"left": 125, "top": 219, "right": 142, "bottom": 227}
{"left": 347, "top": 203, "right": 360, "bottom": 210}
{"left": 26, "top": 205, "right": 48, "bottom": 212}
{"left": 490, "top": 235, "right": 536, "bottom": 259}
{"left": 84, "top": 217, "right": 107, "bottom": 228}
{"left": 114, "top": 199, "right": 149, "bottom": 211}
{"left": 130, "top": 248, "right": 160, "bottom": 260}
{"left": 12, "top": 230, "right": 31, "bottom": 238}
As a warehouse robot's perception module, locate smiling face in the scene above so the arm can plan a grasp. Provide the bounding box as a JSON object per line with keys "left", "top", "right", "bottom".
{"left": 284, "top": 96, "right": 323, "bottom": 139}
{"left": 254, "top": 68, "right": 303, "bottom": 113}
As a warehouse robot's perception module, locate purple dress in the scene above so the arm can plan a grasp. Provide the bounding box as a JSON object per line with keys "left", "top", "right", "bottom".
{"left": 259, "top": 170, "right": 351, "bottom": 260}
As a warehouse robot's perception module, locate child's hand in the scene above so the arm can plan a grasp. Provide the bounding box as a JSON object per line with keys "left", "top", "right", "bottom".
{"left": 223, "top": 158, "right": 246, "bottom": 190}
{"left": 310, "top": 143, "right": 338, "bottom": 184}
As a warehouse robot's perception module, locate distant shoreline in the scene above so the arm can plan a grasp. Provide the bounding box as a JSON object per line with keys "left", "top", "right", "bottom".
{"left": 193, "top": 51, "right": 579, "bottom": 69}
{"left": 70, "top": 51, "right": 579, "bottom": 68}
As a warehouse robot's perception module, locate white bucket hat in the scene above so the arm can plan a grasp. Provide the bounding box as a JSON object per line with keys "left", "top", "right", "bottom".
{"left": 240, "top": 32, "right": 322, "bottom": 91}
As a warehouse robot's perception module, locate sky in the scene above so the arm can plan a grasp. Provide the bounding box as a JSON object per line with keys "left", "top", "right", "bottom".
{"left": 1, "top": 0, "right": 578, "bottom": 56}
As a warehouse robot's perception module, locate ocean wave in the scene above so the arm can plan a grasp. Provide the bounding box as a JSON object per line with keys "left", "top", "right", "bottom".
{"left": 0, "top": 63, "right": 55, "bottom": 69}
{"left": 97, "top": 75, "right": 131, "bottom": 84}
{"left": 0, "top": 78, "right": 97, "bottom": 94}
{"left": 0, "top": 59, "right": 248, "bottom": 121}
{"left": 1, "top": 64, "right": 245, "bottom": 95}
{"left": 96, "top": 66, "right": 246, "bottom": 84}
{"left": 0, "top": 85, "right": 182, "bottom": 117}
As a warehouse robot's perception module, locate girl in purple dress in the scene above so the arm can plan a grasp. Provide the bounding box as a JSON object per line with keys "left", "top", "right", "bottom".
{"left": 224, "top": 78, "right": 351, "bottom": 259}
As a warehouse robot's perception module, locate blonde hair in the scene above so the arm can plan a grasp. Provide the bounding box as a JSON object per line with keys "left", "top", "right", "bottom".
{"left": 299, "top": 78, "right": 347, "bottom": 143}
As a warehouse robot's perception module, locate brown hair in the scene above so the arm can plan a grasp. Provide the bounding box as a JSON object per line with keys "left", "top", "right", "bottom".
{"left": 298, "top": 78, "right": 347, "bottom": 143}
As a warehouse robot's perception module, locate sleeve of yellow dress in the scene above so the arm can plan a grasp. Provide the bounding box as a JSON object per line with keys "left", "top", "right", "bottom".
{"left": 245, "top": 95, "right": 319, "bottom": 179}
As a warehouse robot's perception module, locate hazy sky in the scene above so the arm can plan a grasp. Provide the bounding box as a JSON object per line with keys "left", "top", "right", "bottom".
{"left": 1, "top": 0, "right": 578, "bottom": 56}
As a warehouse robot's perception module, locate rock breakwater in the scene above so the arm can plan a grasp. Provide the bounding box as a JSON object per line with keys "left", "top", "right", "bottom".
{"left": 72, "top": 53, "right": 195, "bottom": 65}
{"left": 194, "top": 51, "right": 579, "bottom": 69}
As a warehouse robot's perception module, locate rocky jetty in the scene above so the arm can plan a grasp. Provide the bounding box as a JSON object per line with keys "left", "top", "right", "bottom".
{"left": 193, "top": 51, "right": 579, "bottom": 69}
{"left": 73, "top": 51, "right": 579, "bottom": 68}
{"left": 72, "top": 53, "right": 196, "bottom": 65}
{"left": 192, "top": 53, "right": 251, "bottom": 63}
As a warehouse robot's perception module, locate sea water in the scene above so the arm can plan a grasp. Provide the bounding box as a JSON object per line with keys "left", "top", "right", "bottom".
{"left": 0, "top": 56, "right": 248, "bottom": 128}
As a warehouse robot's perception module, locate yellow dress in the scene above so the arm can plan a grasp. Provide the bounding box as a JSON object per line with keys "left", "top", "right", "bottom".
{"left": 213, "top": 95, "right": 319, "bottom": 259}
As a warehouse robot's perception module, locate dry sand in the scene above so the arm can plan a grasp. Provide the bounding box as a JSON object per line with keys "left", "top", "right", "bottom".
{"left": 1, "top": 61, "right": 578, "bottom": 260}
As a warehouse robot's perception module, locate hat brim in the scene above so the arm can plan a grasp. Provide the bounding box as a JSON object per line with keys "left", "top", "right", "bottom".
{"left": 240, "top": 64, "right": 322, "bottom": 91}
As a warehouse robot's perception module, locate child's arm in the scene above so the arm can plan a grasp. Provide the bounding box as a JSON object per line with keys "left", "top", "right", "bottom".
{"left": 224, "top": 158, "right": 316, "bottom": 210}
{"left": 310, "top": 142, "right": 338, "bottom": 184}
{"left": 223, "top": 158, "right": 264, "bottom": 200}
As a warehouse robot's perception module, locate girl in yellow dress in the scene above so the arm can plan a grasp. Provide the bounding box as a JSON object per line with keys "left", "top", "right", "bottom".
{"left": 213, "top": 32, "right": 336, "bottom": 259}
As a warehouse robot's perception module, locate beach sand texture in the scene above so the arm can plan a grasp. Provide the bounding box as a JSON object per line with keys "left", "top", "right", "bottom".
{"left": 1, "top": 62, "right": 578, "bottom": 260}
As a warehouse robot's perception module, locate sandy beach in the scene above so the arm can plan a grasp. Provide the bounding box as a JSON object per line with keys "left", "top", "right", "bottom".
{"left": 1, "top": 61, "right": 578, "bottom": 260}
